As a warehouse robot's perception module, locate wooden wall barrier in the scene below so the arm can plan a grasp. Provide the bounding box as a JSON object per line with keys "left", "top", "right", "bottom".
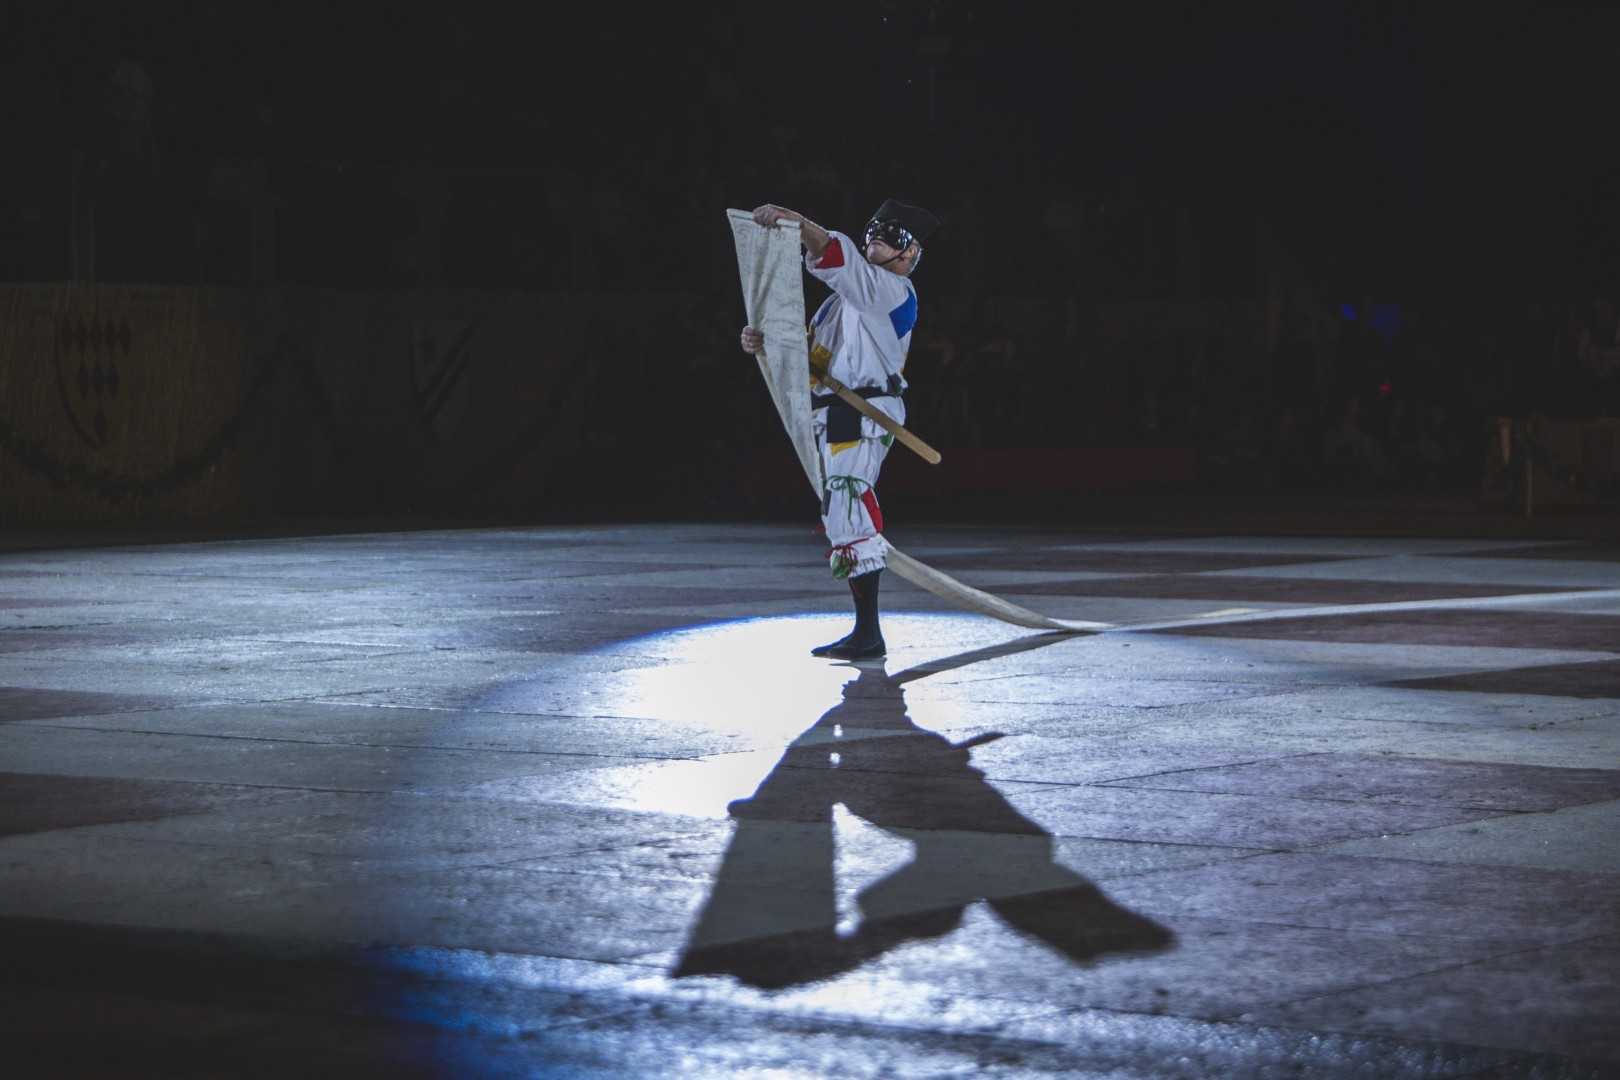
{"left": 741, "top": 445, "right": 1198, "bottom": 498}
{"left": 0, "top": 283, "right": 696, "bottom": 525}
{"left": 1482, "top": 417, "right": 1620, "bottom": 516}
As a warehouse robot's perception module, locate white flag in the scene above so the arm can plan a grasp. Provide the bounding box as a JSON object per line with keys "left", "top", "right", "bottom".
{"left": 727, "top": 209, "right": 821, "bottom": 497}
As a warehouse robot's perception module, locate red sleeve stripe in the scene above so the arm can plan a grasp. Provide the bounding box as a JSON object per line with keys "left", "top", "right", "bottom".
{"left": 815, "top": 237, "right": 845, "bottom": 269}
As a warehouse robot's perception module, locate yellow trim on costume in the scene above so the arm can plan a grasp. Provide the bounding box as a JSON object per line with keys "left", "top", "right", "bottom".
{"left": 807, "top": 344, "right": 834, "bottom": 389}
{"left": 829, "top": 439, "right": 860, "bottom": 455}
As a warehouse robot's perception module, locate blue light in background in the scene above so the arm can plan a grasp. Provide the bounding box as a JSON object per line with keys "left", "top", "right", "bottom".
{"left": 1370, "top": 304, "right": 1403, "bottom": 348}
{"left": 1339, "top": 303, "right": 1403, "bottom": 348}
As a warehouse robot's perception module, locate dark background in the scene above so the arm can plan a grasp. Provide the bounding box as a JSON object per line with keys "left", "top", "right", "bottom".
{"left": 3, "top": 0, "right": 1618, "bottom": 506}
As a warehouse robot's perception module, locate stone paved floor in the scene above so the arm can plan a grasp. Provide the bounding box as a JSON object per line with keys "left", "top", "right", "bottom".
{"left": 1, "top": 522, "right": 1617, "bottom": 1078}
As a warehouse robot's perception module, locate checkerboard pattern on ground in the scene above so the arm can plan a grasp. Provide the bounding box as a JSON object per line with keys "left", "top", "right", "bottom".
{"left": 2, "top": 526, "right": 1616, "bottom": 1078}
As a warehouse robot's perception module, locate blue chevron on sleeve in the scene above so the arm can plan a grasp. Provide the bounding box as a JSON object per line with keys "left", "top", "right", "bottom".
{"left": 888, "top": 291, "right": 918, "bottom": 339}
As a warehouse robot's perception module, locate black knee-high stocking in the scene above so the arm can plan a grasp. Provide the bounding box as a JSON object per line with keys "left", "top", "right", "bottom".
{"left": 811, "top": 569, "right": 886, "bottom": 659}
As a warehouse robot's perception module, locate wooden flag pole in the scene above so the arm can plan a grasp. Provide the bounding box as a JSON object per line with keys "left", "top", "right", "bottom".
{"left": 807, "top": 361, "right": 943, "bottom": 465}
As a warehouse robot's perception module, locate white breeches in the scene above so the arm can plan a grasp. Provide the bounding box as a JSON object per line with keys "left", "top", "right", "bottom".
{"left": 818, "top": 427, "right": 891, "bottom": 580}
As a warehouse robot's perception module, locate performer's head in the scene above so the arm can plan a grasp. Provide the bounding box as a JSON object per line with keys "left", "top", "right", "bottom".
{"left": 863, "top": 199, "right": 939, "bottom": 276}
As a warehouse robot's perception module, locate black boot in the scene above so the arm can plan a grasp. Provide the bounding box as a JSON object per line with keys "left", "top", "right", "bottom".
{"left": 811, "top": 570, "right": 886, "bottom": 659}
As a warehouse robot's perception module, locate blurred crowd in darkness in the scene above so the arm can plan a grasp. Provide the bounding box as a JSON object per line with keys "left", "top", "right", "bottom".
{"left": 673, "top": 285, "right": 1620, "bottom": 494}
{"left": 3, "top": 2, "right": 1617, "bottom": 492}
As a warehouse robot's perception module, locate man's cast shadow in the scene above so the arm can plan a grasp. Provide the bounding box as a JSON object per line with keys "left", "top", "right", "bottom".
{"left": 675, "top": 635, "right": 1174, "bottom": 989}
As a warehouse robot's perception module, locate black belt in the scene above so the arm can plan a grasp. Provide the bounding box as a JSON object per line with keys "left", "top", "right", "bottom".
{"left": 811, "top": 386, "right": 898, "bottom": 410}
{"left": 812, "top": 372, "right": 905, "bottom": 409}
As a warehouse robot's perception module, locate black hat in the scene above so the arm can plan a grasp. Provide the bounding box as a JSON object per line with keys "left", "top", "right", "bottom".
{"left": 868, "top": 199, "right": 939, "bottom": 243}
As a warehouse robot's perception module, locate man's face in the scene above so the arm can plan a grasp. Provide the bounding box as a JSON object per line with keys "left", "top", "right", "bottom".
{"left": 863, "top": 218, "right": 919, "bottom": 275}
{"left": 868, "top": 239, "right": 907, "bottom": 268}
{"left": 868, "top": 239, "right": 920, "bottom": 278}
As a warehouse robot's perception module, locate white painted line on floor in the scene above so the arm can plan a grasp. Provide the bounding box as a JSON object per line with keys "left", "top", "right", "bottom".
{"left": 1104, "top": 587, "right": 1620, "bottom": 636}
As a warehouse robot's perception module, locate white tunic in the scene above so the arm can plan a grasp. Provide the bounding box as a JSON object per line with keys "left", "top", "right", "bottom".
{"left": 805, "top": 230, "right": 915, "bottom": 430}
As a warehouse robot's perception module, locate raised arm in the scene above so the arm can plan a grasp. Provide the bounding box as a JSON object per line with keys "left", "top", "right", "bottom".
{"left": 752, "top": 204, "right": 831, "bottom": 261}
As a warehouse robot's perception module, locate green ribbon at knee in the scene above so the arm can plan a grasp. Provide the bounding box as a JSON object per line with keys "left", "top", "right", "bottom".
{"left": 823, "top": 474, "right": 872, "bottom": 524}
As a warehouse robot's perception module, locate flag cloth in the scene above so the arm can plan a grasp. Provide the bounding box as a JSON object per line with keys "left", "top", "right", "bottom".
{"left": 727, "top": 210, "right": 821, "bottom": 498}
{"left": 727, "top": 209, "right": 1107, "bottom": 633}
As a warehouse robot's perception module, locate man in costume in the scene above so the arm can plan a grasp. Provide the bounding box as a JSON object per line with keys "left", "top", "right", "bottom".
{"left": 740, "top": 198, "right": 939, "bottom": 659}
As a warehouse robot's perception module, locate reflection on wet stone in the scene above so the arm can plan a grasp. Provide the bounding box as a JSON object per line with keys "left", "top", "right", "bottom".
{"left": 676, "top": 652, "right": 1173, "bottom": 989}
